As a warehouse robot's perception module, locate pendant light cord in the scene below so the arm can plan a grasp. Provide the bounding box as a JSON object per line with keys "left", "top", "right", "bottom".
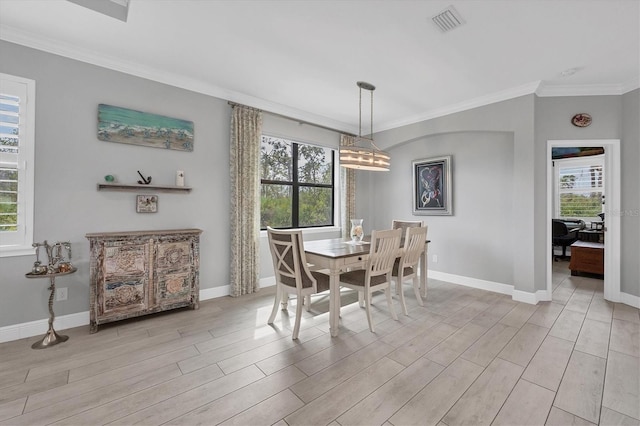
{"left": 370, "top": 86, "right": 373, "bottom": 138}
{"left": 358, "top": 85, "right": 362, "bottom": 138}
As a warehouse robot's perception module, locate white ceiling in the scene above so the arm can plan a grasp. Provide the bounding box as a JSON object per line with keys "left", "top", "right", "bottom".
{"left": 1, "top": 0, "right": 638, "bottom": 134}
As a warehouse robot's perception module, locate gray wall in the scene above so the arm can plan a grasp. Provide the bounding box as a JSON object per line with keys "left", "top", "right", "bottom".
{"left": 0, "top": 41, "right": 233, "bottom": 327}
{"left": 535, "top": 92, "right": 639, "bottom": 297}
{"left": 372, "top": 95, "right": 537, "bottom": 293}
{"left": 371, "top": 131, "right": 514, "bottom": 285}
{"left": 0, "top": 41, "right": 344, "bottom": 328}
{"left": 621, "top": 89, "right": 640, "bottom": 297}
{"left": 369, "top": 91, "right": 639, "bottom": 298}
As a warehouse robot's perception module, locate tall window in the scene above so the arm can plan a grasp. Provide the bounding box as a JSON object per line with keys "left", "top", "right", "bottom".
{"left": 0, "top": 73, "right": 35, "bottom": 256}
{"left": 555, "top": 154, "right": 604, "bottom": 220}
{"left": 260, "top": 135, "right": 334, "bottom": 229}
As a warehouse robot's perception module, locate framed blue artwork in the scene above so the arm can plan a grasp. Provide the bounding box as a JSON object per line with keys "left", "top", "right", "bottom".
{"left": 98, "top": 104, "right": 194, "bottom": 152}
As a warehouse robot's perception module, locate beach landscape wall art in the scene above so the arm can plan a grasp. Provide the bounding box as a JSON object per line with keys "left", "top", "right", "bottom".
{"left": 98, "top": 104, "right": 194, "bottom": 152}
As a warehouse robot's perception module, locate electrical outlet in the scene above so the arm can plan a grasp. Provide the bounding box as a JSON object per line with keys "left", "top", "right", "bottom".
{"left": 56, "top": 287, "right": 68, "bottom": 301}
{"left": 432, "top": 254, "right": 438, "bottom": 263}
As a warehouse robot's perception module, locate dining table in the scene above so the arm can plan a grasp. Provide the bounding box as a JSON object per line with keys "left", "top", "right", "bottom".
{"left": 304, "top": 236, "right": 429, "bottom": 337}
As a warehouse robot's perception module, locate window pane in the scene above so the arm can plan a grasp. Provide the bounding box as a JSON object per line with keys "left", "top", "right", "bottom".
{"left": 560, "top": 192, "right": 602, "bottom": 217}
{"left": 260, "top": 136, "right": 292, "bottom": 182}
{"left": 0, "top": 136, "right": 18, "bottom": 154}
{"left": 260, "top": 135, "right": 334, "bottom": 230}
{"left": 0, "top": 88, "right": 21, "bottom": 233}
{"left": 298, "top": 144, "right": 332, "bottom": 184}
{"left": 299, "top": 187, "right": 332, "bottom": 227}
{"left": 0, "top": 93, "right": 20, "bottom": 155}
{"left": 261, "top": 184, "right": 292, "bottom": 228}
{"left": 559, "top": 165, "right": 603, "bottom": 190}
{"left": 0, "top": 166, "right": 18, "bottom": 231}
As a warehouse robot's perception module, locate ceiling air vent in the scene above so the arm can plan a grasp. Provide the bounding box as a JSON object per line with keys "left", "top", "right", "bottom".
{"left": 431, "top": 6, "right": 465, "bottom": 33}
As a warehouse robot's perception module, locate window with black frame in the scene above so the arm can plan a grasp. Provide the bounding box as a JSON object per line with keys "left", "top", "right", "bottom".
{"left": 260, "top": 135, "right": 334, "bottom": 229}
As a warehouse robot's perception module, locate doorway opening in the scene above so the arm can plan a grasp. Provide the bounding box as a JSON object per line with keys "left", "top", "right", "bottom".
{"left": 546, "top": 140, "right": 620, "bottom": 302}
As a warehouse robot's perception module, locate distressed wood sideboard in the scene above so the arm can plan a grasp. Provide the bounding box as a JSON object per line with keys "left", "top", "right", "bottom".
{"left": 86, "top": 228, "right": 202, "bottom": 332}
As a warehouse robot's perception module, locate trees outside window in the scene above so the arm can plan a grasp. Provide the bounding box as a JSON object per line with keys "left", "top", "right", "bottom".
{"left": 260, "top": 136, "right": 334, "bottom": 229}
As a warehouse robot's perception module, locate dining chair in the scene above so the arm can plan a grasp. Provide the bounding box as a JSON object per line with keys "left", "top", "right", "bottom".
{"left": 393, "top": 225, "right": 428, "bottom": 315}
{"left": 392, "top": 219, "right": 425, "bottom": 291}
{"left": 339, "top": 228, "right": 402, "bottom": 332}
{"left": 266, "top": 227, "right": 330, "bottom": 339}
{"left": 391, "top": 219, "right": 424, "bottom": 233}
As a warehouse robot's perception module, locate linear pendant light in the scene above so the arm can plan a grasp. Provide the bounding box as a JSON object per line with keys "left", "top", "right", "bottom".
{"left": 339, "top": 81, "right": 390, "bottom": 172}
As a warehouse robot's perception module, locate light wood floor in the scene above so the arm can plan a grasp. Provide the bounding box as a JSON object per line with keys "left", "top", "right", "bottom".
{"left": 1, "top": 263, "right": 638, "bottom": 426}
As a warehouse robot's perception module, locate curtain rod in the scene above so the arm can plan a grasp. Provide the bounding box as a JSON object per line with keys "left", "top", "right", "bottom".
{"left": 227, "top": 101, "right": 356, "bottom": 137}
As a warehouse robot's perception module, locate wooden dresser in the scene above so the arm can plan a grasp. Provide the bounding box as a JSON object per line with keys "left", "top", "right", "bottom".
{"left": 569, "top": 241, "right": 604, "bottom": 276}
{"left": 86, "top": 229, "right": 202, "bottom": 332}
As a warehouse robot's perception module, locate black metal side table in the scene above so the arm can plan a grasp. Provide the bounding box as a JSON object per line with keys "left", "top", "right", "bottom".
{"left": 25, "top": 267, "right": 77, "bottom": 349}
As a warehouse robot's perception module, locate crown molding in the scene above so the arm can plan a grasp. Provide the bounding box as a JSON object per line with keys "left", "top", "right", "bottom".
{"left": 376, "top": 81, "right": 542, "bottom": 132}
{"left": 0, "top": 25, "right": 355, "bottom": 134}
{"left": 536, "top": 77, "right": 640, "bottom": 97}
{"left": 2, "top": 25, "right": 636, "bottom": 135}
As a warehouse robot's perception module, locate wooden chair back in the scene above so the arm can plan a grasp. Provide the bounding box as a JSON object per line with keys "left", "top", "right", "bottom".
{"left": 401, "top": 225, "right": 428, "bottom": 268}
{"left": 267, "top": 227, "right": 316, "bottom": 292}
{"left": 392, "top": 220, "right": 424, "bottom": 235}
{"left": 368, "top": 228, "right": 402, "bottom": 279}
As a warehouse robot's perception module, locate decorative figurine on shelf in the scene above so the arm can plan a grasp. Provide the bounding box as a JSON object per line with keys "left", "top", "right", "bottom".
{"left": 58, "top": 262, "right": 73, "bottom": 273}
{"left": 137, "top": 170, "right": 152, "bottom": 185}
{"left": 176, "top": 170, "right": 185, "bottom": 187}
{"left": 31, "top": 244, "right": 48, "bottom": 274}
{"left": 32, "top": 261, "right": 48, "bottom": 274}
{"left": 32, "top": 240, "right": 74, "bottom": 274}
{"left": 104, "top": 174, "right": 115, "bottom": 182}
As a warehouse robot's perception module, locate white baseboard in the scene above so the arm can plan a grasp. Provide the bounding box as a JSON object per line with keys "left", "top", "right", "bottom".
{"left": 428, "top": 270, "right": 515, "bottom": 296}
{"left": 535, "top": 289, "right": 553, "bottom": 303}
{"left": 0, "top": 285, "right": 233, "bottom": 344}
{"left": 199, "top": 278, "right": 275, "bottom": 302}
{"left": 260, "top": 276, "right": 276, "bottom": 289}
{"left": 0, "top": 311, "right": 89, "bottom": 344}
{"left": 428, "top": 270, "right": 547, "bottom": 305}
{"left": 620, "top": 291, "right": 640, "bottom": 309}
{"left": 513, "top": 289, "right": 550, "bottom": 305}
{"left": 199, "top": 285, "right": 229, "bottom": 301}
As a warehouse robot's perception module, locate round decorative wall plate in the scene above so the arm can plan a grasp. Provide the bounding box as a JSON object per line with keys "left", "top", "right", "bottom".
{"left": 571, "top": 113, "right": 592, "bottom": 127}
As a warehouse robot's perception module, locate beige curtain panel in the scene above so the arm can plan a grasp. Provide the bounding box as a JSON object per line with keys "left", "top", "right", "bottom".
{"left": 229, "top": 105, "right": 263, "bottom": 297}
{"left": 340, "top": 134, "right": 356, "bottom": 238}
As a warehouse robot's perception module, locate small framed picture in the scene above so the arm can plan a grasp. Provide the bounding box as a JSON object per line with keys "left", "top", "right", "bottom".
{"left": 136, "top": 195, "right": 158, "bottom": 213}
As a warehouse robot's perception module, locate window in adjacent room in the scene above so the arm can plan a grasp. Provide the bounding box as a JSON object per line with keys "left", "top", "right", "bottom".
{"left": 554, "top": 154, "right": 604, "bottom": 221}
{"left": 260, "top": 135, "right": 334, "bottom": 229}
{"left": 0, "top": 73, "right": 35, "bottom": 256}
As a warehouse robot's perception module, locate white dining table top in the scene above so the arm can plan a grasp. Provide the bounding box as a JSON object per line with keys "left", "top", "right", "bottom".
{"left": 303, "top": 237, "right": 371, "bottom": 259}
{"left": 304, "top": 236, "right": 430, "bottom": 259}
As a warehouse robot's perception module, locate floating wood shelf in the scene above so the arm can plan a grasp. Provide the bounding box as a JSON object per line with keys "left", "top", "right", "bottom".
{"left": 97, "top": 183, "right": 192, "bottom": 193}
